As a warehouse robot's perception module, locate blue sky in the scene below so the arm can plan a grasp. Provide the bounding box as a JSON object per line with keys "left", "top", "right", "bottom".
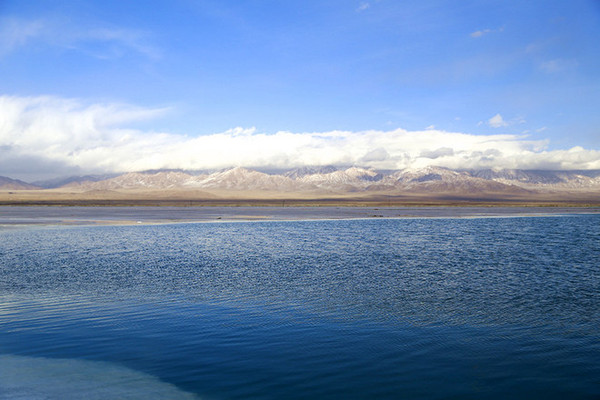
{"left": 1, "top": 0, "right": 599, "bottom": 179}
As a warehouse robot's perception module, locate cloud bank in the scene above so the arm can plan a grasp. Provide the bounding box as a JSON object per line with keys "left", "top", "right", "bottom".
{"left": 1, "top": 95, "right": 599, "bottom": 180}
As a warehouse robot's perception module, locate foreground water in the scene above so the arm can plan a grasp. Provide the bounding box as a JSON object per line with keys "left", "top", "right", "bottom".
{"left": 1, "top": 215, "right": 599, "bottom": 399}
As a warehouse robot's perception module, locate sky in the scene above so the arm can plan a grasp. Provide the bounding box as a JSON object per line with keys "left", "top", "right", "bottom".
{"left": 1, "top": 0, "right": 599, "bottom": 181}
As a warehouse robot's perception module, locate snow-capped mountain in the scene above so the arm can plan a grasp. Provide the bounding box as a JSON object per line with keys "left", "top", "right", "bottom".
{"left": 356, "top": 166, "right": 530, "bottom": 195}
{"left": 3, "top": 166, "right": 600, "bottom": 198}
{"left": 295, "top": 167, "right": 382, "bottom": 191}
{"left": 63, "top": 171, "right": 195, "bottom": 190}
{"left": 468, "top": 169, "right": 600, "bottom": 190}
{"left": 185, "top": 167, "right": 305, "bottom": 191}
{"left": 283, "top": 166, "right": 340, "bottom": 179}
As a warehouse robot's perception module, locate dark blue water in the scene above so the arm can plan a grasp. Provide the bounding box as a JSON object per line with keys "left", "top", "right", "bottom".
{"left": 1, "top": 216, "right": 599, "bottom": 399}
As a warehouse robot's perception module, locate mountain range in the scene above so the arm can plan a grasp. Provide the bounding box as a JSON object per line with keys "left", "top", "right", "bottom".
{"left": 2, "top": 166, "right": 600, "bottom": 200}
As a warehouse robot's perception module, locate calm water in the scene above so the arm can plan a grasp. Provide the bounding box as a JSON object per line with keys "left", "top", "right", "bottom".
{"left": 1, "top": 215, "right": 599, "bottom": 399}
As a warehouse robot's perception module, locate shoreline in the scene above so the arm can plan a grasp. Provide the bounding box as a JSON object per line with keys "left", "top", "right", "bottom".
{"left": 1, "top": 204, "right": 599, "bottom": 227}
{"left": 1, "top": 197, "right": 600, "bottom": 208}
{"left": 1, "top": 188, "right": 599, "bottom": 209}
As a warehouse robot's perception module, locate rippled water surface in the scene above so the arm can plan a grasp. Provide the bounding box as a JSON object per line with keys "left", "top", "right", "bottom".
{"left": 1, "top": 216, "right": 599, "bottom": 399}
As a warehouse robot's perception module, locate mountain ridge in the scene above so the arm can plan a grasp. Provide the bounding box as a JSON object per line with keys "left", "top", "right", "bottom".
{"left": 0, "top": 176, "right": 40, "bottom": 190}
{"left": 3, "top": 167, "right": 600, "bottom": 198}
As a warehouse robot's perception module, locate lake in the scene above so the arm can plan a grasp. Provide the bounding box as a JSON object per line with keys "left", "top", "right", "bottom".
{"left": 1, "top": 212, "right": 599, "bottom": 399}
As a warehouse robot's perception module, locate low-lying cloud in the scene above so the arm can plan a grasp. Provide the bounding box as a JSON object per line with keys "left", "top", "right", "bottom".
{"left": 1, "top": 95, "right": 599, "bottom": 181}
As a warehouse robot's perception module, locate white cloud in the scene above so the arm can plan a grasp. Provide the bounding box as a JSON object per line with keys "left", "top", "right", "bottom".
{"left": 356, "top": 2, "right": 370, "bottom": 12}
{"left": 0, "top": 16, "right": 159, "bottom": 60}
{"left": 540, "top": 59, "right": 578, "bottom": 74}
{"left": 420, "top": 147, "right": 454, "bottom": 159}
{"left": 82, "top": 28, "right": 161, "bottom": 60}
{"left": 0, "top": 17, "right": 45, "bottom": 56}
{"left": 470, "top": 26, "right": 504, "bottom": 38}
{"left": 470, "top": 29, "right": 491, "bottom": 38}
{"left": 488, "top": 114, "right": 526, "bottom": 128}
{"left": 488, "top": 113, "right": 508, "bottom": 128}
{"left": 1, "top": 95, "right": 599, "bottom": 180}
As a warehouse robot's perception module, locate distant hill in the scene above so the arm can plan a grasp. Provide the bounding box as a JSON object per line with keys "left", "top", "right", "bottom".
{"left": 467, "top": 169, "right": 600, "bottom": 187}
{"left": 33, "top": 174, "right": 118, "bottom": 189}
{"left": 0, "top": 176, "right": 40, "bottom": 190}
{"left": 3, "top": 167, "right": 600, "bottom": 200}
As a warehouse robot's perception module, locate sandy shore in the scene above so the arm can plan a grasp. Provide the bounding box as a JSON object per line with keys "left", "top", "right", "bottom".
{"left": 1, "top": 205, "right": 599, "bottom": 227}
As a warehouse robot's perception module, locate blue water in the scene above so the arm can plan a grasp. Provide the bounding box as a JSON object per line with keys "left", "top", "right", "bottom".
{"left": 1, "top": 215, "right": 599, "bottom": 399}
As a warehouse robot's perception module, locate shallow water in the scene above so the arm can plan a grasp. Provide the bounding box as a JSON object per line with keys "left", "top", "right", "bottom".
{"left": 1, "top": 205, "right": 598, "bottom": 225}
{"left": 1, "top": 216, "right": 599, "bottom": 399}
